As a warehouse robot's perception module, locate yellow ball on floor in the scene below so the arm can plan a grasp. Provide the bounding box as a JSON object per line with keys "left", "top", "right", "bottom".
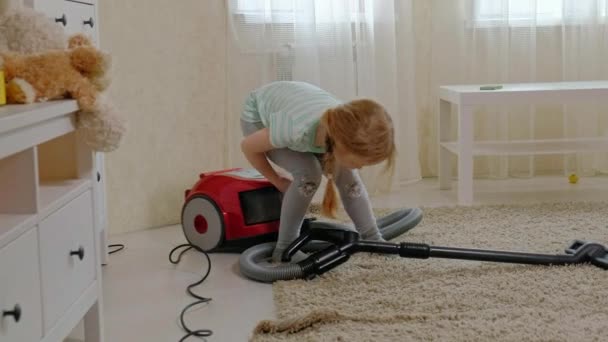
{"left": 568, "top": 173, "right": 579, "bottom": 184}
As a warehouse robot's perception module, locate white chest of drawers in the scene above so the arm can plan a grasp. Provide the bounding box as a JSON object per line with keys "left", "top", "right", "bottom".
{"left": 0, "top": 107, "right": 104, "bottom": 341}
{"left": 1, "top": 2, "right": 107, "bottom": 340}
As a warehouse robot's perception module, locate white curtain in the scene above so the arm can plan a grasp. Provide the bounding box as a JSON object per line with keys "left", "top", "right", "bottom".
{"left": 420, "top": 0, "right": 608, "bottom": 179}
{"left": 225, "top": 0, "right": 420, "bottom": 194}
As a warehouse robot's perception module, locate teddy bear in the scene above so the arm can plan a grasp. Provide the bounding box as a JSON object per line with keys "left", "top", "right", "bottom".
{"left": 1, "top": 34, "right": 126, "bottom": 151}
{"left": 0, "top": 6, "right": 126, "bottom": 152}
{"left": 2, "top": 38, "right": 107, "bottom": 110}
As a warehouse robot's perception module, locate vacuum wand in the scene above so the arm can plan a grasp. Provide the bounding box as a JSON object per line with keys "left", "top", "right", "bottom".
{"left": 291, "top": 228, "right": 608, "bottom": 279}
{"left": 397, "top": 241, "right": 608, "bottom": 268}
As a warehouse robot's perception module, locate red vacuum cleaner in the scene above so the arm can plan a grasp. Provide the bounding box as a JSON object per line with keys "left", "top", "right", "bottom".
{"left": 179, "top": 168, "right": 607, "bottom": 284}
{"left": 181, "top": 168, "right": 283, "bottom": 252}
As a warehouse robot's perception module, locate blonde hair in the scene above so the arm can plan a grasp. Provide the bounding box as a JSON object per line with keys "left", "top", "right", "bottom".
{"left": 320, "top": 99, "right": 396, "bottom": 218}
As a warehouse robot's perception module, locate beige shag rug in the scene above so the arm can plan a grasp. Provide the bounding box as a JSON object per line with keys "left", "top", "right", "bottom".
{"left": 250, "top": 202, "right": 608, "bottom": 342}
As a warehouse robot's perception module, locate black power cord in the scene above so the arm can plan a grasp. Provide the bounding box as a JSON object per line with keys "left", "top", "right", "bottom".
{"left": 169, "top": 244, "right": 213, "bottom": 341}
{"left": 108, "top": 244, "right": 125, "bottom": 254}
{"left": 104, "top": 242, "right": 213, "bottom": 340}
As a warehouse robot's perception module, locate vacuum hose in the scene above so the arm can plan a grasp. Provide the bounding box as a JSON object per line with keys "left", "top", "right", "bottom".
{"left": 238, "top": 208, "right": 423, "bottom": 283}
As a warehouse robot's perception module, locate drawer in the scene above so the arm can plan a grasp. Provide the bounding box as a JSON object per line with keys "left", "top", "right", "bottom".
{"left": 38, "top": 190, "right": 95, "bottom": 333}
{"left": 64, "top": 0, "right": 98, "bottom": 45}
{"left": 0, "top": 229, "right": 43, "bottom": 341}
{"left": 32, "top": 0, "right": 65, "bottom": 27}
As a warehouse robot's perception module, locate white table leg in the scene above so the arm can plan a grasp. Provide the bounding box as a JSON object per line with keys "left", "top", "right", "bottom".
{"left": 439, "top": 99, "right": 452, "bottom": 190}
{"left": 458, "top": 105, "right": 474, "bottom": 205}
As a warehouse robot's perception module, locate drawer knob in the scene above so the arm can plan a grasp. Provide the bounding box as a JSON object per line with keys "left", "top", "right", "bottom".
{"left": 70, "top": 246, "right": 85, "bottom": 261}
{"left": 84, "top": 17, "right": 94, "bottom": 28}
{"left": 55, "top": 14, "right": 67, "bottom": 27}
{"left": 2, "top": 304, "right": 21, "bottom": 323}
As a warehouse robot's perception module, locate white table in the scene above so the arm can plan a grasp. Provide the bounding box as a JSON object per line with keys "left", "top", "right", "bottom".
{"left": 438, "top": 81, "right": 608, "bottom": 204}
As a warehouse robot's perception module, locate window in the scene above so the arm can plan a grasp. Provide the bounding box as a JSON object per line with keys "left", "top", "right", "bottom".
{"left": 234, "top": 0, "right": 366, "bottom": 24}
{"left": 474, "top": 0, "right": 607, "bottom": 27}
{"left": 230, "top": 0, "right": 371, "bottom": 82}
{"left": 235, "top": 0, "right": 297, "bottom": 24}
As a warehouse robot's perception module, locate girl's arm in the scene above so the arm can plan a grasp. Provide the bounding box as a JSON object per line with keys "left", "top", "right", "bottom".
{"left": 240, "top": 128, "right": 287, "bottom": 190}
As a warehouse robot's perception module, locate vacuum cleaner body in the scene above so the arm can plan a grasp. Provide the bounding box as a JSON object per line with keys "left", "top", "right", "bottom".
{"left": 182, "top": 168, "right": 282, "bottom": 252}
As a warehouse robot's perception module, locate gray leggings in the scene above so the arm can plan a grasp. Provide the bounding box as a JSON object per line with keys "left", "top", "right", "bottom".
{"left": 240, "top": 120, "right": 383, "bottom": 253}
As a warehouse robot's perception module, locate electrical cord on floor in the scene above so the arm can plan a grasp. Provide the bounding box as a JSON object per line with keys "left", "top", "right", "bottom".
{"left": 108, "top": 244, "right": 125, "bottom": 254}
{"left": 169, "top": 244, "right": 213, "bottom": 341}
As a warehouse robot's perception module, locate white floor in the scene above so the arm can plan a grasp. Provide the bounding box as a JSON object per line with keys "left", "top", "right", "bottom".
{"left": 83, "top": 176, "right": 607, "bottom": 342}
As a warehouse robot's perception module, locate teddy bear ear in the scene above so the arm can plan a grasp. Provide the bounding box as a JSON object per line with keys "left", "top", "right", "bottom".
{"left": 68, "top": 34, "right": 93, "bottom": 48}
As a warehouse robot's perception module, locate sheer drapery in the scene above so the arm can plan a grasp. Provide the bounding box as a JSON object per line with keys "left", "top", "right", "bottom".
{"left": 225, "top": 0, "right": 420, "bottom": 194}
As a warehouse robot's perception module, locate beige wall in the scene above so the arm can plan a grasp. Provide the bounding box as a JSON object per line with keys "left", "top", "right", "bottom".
{"left": 99, "top": 0, "right": 227, "bottom": 234}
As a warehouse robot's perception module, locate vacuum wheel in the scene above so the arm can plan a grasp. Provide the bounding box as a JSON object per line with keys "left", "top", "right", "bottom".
{"left": 181, "top": 195, "right": 224, "bottom": 252}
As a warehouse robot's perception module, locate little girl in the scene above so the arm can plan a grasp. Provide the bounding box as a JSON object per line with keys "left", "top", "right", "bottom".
{"left": 240, "top": 81, "right": 396, "bottom": 263}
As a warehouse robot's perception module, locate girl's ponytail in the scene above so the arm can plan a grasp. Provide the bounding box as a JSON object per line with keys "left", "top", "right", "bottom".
{"left": 320, "top": 111, "right": 339, "bottom": 218}
{"left": 321, "top": 152, "right": 338, "bottom": 218}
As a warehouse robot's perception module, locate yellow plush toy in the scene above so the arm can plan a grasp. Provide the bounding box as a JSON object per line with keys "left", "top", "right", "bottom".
{"left": 0, "top": 69, "right": 5, "bottom": 105}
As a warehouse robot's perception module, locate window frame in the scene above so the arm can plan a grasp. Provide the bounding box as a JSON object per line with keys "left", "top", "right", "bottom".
{"left": 471, "top": 0, "right": 607, "bottom": 28}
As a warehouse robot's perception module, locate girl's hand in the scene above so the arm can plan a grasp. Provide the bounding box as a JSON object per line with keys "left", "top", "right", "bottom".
{"left": 273, "top": 176, "right": 292, "bottom": 193}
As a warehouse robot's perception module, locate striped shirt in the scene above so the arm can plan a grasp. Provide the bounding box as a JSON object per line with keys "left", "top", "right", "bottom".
{"left": 241, "top": 81, "right": 342, "bottom": 153}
